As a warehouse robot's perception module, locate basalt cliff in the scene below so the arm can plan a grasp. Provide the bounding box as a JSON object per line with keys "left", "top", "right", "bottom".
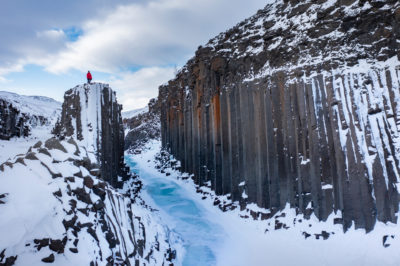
{"left": 0, "top": 83, "right": 175, "bottom": 265}
{"left": 53, "top": 83, "right": 126, "bottom": 187}
{"left": 159, "top": 0, "right": 400, "bottom": 231}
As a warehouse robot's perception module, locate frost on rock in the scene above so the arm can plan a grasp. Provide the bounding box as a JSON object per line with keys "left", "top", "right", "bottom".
{"left": 0, "top": 138, "right": 175, "bottom": 265}
{"left": 159, "top": 0, "right": 400, "bottom": 232}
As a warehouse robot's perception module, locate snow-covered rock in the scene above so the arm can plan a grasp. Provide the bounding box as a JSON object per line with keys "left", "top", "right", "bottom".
{"left": 53, "top": 83, "right": 125, "bottom": 188}
{"left": 124, "top": 98, "right": 160, "bottom": 152}
{"left": 0, "top": 91, "right": 61, "bottom": 140}
{"left": 0, "top": 91, "right": 61, "bottom": 120}
{"left": 0, "top": 138, "right": 175, "bottom": 265}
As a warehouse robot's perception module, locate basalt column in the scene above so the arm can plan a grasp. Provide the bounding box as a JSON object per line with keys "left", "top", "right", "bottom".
{"left": 53, "top": 83, "right": 125, "bottom": 187}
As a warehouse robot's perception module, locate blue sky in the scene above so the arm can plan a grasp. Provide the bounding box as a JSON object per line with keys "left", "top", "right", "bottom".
{"left": 0, "top": 0, "right": 269, "bottom": 110}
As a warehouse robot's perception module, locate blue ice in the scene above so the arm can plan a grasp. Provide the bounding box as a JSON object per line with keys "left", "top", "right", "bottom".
{"left": 126, "top": 157, "right": 226, "bottom": 266}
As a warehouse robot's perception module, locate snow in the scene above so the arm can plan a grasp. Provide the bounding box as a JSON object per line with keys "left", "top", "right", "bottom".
{"left": 0, "top": 90, "right": 62, "bottom": 164}
{"left": 0, "top": 91, "right": 61, "bottom": 119}
{"left": 0, "top": 136, "right": 175, "bottom": 265}
{"left": 0, "top": 124, "right": 54, "bottom": 164}
{"left": 127, "top": 140, "right": 400, "bottom": 266}
{"left": 122, "top": 106, "right": 148, "bottom": 119}
{"left": 0, "top": 86, "right": 175, "bottom": 265}
{"left": 73, "top": 83, "right": 103, "bottom": 155}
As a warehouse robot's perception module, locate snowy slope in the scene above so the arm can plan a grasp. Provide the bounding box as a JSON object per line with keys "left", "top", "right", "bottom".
{"left": 0, "top": 138, "right": 176, "bottom": 265}
{"left": 0, "top": 91, "right": 61, "bottom": 163}
{"left": 124, "top": 98, "right": 160, "bottom": 151}
{"left": 0, "top": 84, "right": 178, "bottom": 265}
{"left": 122, "top": 106, "right": 148, "bottom": 120}
{"left": 0, "top": 91, "right": 61, "bottom": 123}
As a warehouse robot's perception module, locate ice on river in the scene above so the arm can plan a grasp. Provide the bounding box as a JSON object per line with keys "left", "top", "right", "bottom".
{"left": 126, "top": 158, "right": 224, "bottom": 265}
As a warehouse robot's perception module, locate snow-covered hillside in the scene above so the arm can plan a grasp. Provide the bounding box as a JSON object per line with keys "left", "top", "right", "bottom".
{"left": 0, "top": 91, "right": 61, "bottom": 121}
{"left": 0, "top": 91, "right": 61, "bottom": 163}
{"left": 124, "top": 98, "right": 160, "bottom": 152}
{"left": 0, "top": 138, "right": 176, "bottom": 265}
{"left": 122, "top": 106, "right": 148, "bottom": 120}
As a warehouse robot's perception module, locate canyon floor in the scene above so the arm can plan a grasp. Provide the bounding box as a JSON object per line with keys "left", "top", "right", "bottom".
{"left": 126, "top": 140, "right": 400, "bottom": 266}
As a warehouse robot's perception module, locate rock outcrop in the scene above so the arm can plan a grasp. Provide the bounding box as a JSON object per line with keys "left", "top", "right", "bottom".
{"left": 0, "top": 99, "right": 29, "bottom": 140}
{"left": 159, "top": 0, "right": 400, "bottom": 231}
{"left": 124, "top": 98, "right": 161, "bottom": 152}
{"left": 53, "top": 83, "right": 126, "bottom": 187}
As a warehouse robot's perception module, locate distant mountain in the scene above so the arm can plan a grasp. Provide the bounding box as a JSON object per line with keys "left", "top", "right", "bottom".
{"left": 124, "top": 98, "right": 160, "bottom": 152}
{"left": 122, "top": 106, "right": 148, "bottom": 120}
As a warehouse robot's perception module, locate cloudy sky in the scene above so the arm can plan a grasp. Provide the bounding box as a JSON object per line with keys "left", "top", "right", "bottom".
{"left": 0, "top": 0, "right": 268, "bottom": 110}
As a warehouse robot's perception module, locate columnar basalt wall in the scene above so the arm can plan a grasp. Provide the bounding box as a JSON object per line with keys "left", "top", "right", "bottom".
{"left": 0, "top": 99, "right": 29, "bottom": 140}
{"left": 53, "top": 83, "right": 126, "bottom": 187}
{"left": 160, "top": 0, "right": 400, "bottom": 231}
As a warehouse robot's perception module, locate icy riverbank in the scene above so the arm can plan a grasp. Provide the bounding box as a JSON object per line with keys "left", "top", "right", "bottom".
{"left": 127, "top": 140, "right": 400, "bottom": 266}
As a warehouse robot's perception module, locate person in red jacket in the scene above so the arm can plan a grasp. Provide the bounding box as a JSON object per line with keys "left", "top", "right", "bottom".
{"left": 87, "top": 71, "right": 92, "bottom": 84}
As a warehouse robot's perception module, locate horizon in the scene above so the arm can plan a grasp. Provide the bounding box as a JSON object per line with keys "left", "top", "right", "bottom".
{"left": 0, "top": 0, "right": 271, "bottom": 111}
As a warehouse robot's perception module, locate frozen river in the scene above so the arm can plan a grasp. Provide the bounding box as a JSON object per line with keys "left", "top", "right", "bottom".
{"left": 125, "top": 156, "right": 226, "bottom": 266}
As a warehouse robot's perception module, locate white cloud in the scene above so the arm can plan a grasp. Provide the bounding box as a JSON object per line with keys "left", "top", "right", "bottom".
{"left": 39, "top": 0, "right": 268, "bottom": 73}
{"left": 0, "top": 62, "right": 24, "bottom": 78}
{"left": 36, "top": 29, "right": 66, "bottom": 41}
{"left": 0, "top": 77, "right": 10, "bottom": 84}
{"left": 109, "top": 66, "right": 175, "bottom": 110}
{"left": 0, "top": 0, "right": 271, "bottom": 109}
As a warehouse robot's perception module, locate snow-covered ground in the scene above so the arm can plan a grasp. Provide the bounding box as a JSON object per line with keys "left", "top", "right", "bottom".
{"left": 127, "top": 140, "right": 400, "bottom": 266}
{"left": 0, "top": 126, "right": 54, "bottom": 164}
{"left": 0, "top": 86, "right": 177, "bottom": 265}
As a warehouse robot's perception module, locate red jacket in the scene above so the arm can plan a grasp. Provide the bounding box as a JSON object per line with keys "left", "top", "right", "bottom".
{"left": 87, "top": 72, "right": 92, "bottom": 80}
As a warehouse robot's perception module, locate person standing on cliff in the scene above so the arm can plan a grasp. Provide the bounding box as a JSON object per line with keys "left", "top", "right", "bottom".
{"left": 87, "top": 71, "right": 92, "bottom": 84}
